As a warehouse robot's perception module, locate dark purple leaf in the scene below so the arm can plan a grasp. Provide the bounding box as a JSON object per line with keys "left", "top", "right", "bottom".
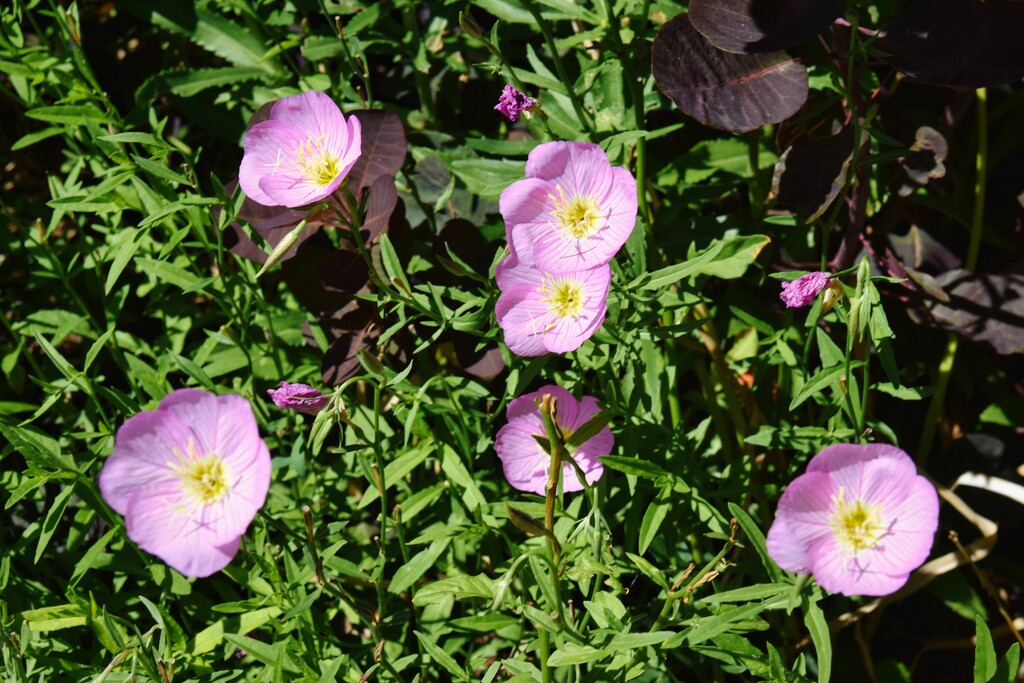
{"left": 347, "top": 110, "right": 408, "bottom": 192}
{"left": 278, "top": 239, "right": 369, "bottom": 317}
{"left": 770, "top": 121, "right": 861, "bottom": 221}
{"left": 360, "top": 174, "right": 399, "bottom": 243}
{"left": 917, "top": 270, "right": 1024, "bottom": 355}
{"left": 321, "top": 305, "right": 378, "bottom": 386}
{"left": 877, "top": 0, "right": 1024, "bottom": 87}
{"left": 689, "top": 0, "right": 842, "bottom": 53}
{"left": 888, "top": 225, "right": 961, "bottom": 273}
{"left": 433, "top": 218, "right": 493, "bottom": 279}
{"left": 449, "top": 333, "right": 505, "bottom": 379}
{"left": 652, "top": 13, "right": 808, "bottom": 132}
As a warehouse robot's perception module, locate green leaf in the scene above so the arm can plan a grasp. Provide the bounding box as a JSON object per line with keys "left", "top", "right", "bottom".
{"left": 440, "top": 443, "right": 486, "bottom": 511}
{"left": 379, "top": 233, "right": 408, "bottom": 286}
{"left": 413, "top": 573, "right": 495, "bottom": 605}
{"left": 698, "top": 235, "right": 770, "bottom": 280}
{"left": 0, "top": 419, "right": 74, "bottom": 472}
{"left": 681, "top": 602, "right": 770, "bottom": 646}
{"left": 415, "top": 631, "right": 470, "bottom": 681}
{"left": 598, "top": 455, "right": 670, "bottom": 479}
{"left": 789, "top": 362, "right": 864, "bottom": 411}
{"left": 802, "top": 595, "right": 831, "bottom": 683}
{"left": 564, "top": 411, "right": 611, "bottom": 450}
{"left": 639, "top": 488, "right": 671, "bottom": 555}
{"left": 624, "top": 552, "right": 669, "bottom": 590}
{"left": 991, "top": 643, "right": 1020, "bottom": 683}
{"left": 388, "top": 540, "right": 450, "bottom": 595}
{"left": 137, "top": 5, "right": 283, "bottom": 74}
{"left": 25, "top": 104, "right": 114, "bottom": 125}
{"left": 164, "top": 66, "right": 268, "bottom": 96}
{"left": 629, "top": 241, "right": 725, "bottom": 290}
{"left": 11, "top": 126, "right": 66, "bottom": 150}
{"left": 35, "top": 483, "right": 76, "bottom": 563}
{"left": 974, "top": 616, "right": 997, "bottom": 683}
{"left": 728, "top": 502, "right": 781, "bottom": 582}
{"left": 547, "top": 643, "right": 609, "bottom": 667}
{"left": 21, "top": 603, "right": 88, "bottom": 632}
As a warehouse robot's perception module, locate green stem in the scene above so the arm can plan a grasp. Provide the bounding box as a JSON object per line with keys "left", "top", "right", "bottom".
{"left": 539, "top": 627, "right": 551, "bottom": 683}
{"left": 601, "top": 0, "right": 650, "bottom": 222}
{"left": 917, "top": 88, "right": 986, "bottom": 466}
{"left": 522, "top": 0, "right": 594, "bottom": 136}
{"left": 539, "top": 393, "right": 565, "bottom": 565}
{"left": 403, "top": 3, "right": 436, "bottom": 123}
{"left": 966, "top": 88, "right": 987, "bottom": 272}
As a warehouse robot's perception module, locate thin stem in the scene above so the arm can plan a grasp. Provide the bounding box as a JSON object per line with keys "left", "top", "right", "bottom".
{"left": 522, "top": 0, "right": 595, "bottom": 136}
{"left": 601, "top": 0, "right": 650, "bottom": 222}
{"left": 539, "top": 393, "right": 564, "bottom": 565}
{"left": 917, "top": 87, "right": 986, "bottom": 466}
{"left": 966, "top": 88, "right": 987, "bottom": 272}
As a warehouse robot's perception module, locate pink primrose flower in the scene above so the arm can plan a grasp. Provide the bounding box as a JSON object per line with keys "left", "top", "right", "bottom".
{"left": 780, "top": 271, "right": 832, "bottom": 308}
{"left": 495, "top": 384, "right": 611, "bottom": 495}
{"left": 98, "top": 389, "right": 271, "bottom": 578}
{"left": 239, "top": 91, "right": 362, "bottom": 208}
{"left": 267, "top": 381, "right": 329, "bottom": 415}
{"left": 766, "top": 443, "right": 939, "bottom": 597}
{"left": 494, "top": 84, "right": 535, "bottom": 122}
{"left": 495, "top": 258, "right": 610, "bottom": 357}
{"left": 501, "top": 141, "right": 637, "bottom": 273}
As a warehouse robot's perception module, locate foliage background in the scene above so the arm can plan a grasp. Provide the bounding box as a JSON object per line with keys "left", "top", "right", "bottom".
{"left": 1, "top": 0, "right": 1023, "bottom": 681}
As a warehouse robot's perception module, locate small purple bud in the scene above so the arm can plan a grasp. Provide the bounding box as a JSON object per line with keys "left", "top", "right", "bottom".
{"left": 780, "top": 271, "right": 832, "bottom": 308}
{"left": 494, "top": 84, "right": 534, "bottom": 123}
{"left": 267, "top": 382, "right": 329, "bottom": 415}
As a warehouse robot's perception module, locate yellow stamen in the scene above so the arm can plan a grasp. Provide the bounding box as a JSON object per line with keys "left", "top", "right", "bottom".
{"left": 171, "top": 439, "right": 231, "bottom": 506}
{"left": 294, "top": 134, "right": 340, "bottom": 187}
{"left": 540, "top": 276, "right": 585, "bottom": 319}
{"left": 830, "top": 488, "right": 884, "bottom": 553}
{"left": 549, "top": 185, "right": 602, "bottom": 239}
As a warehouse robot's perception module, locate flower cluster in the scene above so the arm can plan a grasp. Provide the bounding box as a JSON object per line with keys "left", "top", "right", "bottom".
{"left": 98, "top": 390, "right": 271, "bottom": 578}
{"left": 495, "top": 384, "right": 611, "bottom": 495}
{"left": 496, "top": 142, "right": 637, "bottom": 356}
{"left": 239, "top": 91, "right": 362, "bottom": 208}
{"left": 766, "top": 443, "right": 939, "bottom": 596}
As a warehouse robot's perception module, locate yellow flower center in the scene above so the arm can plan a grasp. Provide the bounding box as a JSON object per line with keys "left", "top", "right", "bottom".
{"left": 550, "top": 186, "right": 602, "bottom": 239}
{"left": 542, "top": 277, "right": 585, "bottom": 319}
{"left": 830, "top": 488, "right": 884, "bottom": 553}
{"left": 295, "top": 135, "right": 341, "bottom": 187}
{"left": 172, "top": 439, "right": 231, "bottom": 506}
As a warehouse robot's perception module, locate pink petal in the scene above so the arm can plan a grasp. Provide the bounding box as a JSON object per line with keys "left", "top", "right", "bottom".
{"left": 807, "top": 536, "right": 910, "bottom": 597}
{"left": 495, "top": 417, "right": 550, "bottom": 495}
{"left": 98, "top": 410, "right": 190, "bottom": 515}
{"left": 525, "top": 141, "right": 613, "bottom": 200}
{"left": 859, "top": 476, "right": 938, "bottom": 576}
{"left": 496, "top": 285, "right": 556, "bottom": 357}
{"left": 239, "top": 120, "right": 299, "bottom": 206}
{"left": 766, "top": 472, "right": 838, "bottom": 573}
{"left": 125, "top": 484, "right": 242, "bottom": 578}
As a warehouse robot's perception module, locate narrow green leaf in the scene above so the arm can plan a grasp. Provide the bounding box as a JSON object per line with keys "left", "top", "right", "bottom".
{"left": 415, "top": 631, "right": 470, "bottom": 681}
{"left": 564, "top": 411, "right": 611, "bottom": 450}
{"left": 388, "top": 540, "right": 450, "bottom": 595}
{"left": 802, "top": 595, "right": 831, "bottom": 683}
{"left": 974, "top": 616, "right": 996, "bottom": 683}
{"left": 598, "top": 455, "right": 670, "bottom": 480}
{"left": 728, "top": 502, "right": 781, "bottom": 582}
{"left": 789, "top": 361, "right": 864, "bottom": 411}
{"left": 26, "top": 104, "right": 113, "bottom": 125}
